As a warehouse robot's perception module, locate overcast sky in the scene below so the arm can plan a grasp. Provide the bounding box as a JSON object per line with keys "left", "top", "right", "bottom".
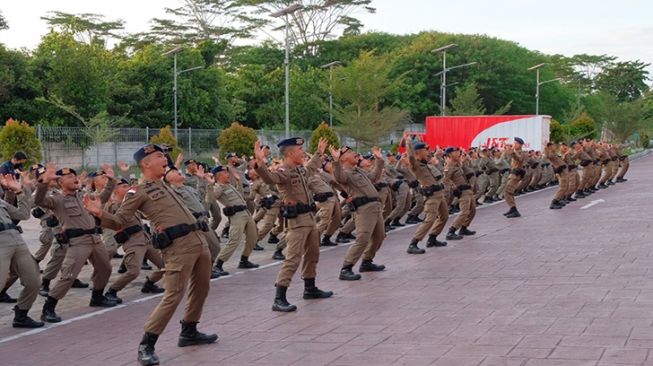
{"left": 1, "top": 0, "right": 651, "bottom": 75}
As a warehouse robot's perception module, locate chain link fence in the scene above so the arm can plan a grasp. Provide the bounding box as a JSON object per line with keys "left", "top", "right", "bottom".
{"left": 34, "top": 126, "right": 414, "bottom": 169}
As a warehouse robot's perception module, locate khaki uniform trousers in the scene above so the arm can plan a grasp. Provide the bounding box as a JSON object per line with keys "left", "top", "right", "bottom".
{"left": 217, "top": 211, "right": 257, "bottom": 263}
{"left": 497, "top": 171, "right": 510, "bottom": 198}
{"left": 530, "top": 168, "right": 542, "bottom": 188}
{"left": 110, "top": 242, "right": 164, "bottom": 292}
{"left": 340, "top": 215, "right": 355, "bottom": 235}
{"left": 388, "top": 183, "right": 411, "bottom": 221}
{"left": 275, "top": 216, "right": 320, "bottom": 287}
{"left": 408, "top": 190, "right": 425, "bottom": 217}
{"left": 42, "top": 241, "right": 67, "bottom": 281}
{"left": 503, "top": 173, "right": 522, "bottom": 208}
{"left": 257, "top": 206, "right": 280, "bottom": 241}
{"left": 475, "top": 174, "right": 489, "bottom": 202}
{"left": 102, "top": 229, "right": 121, "bottom": 258}
{"left": 0, "top": 237, "right": 40, "bottom": 311}
{"left": 343, "top": 201, "right": 385, "bottom": 266}
{"left": 144, "top": 242, "right": 211, "bottom": 335}
{"left": 486, "top": 172, "right": 500, "bottom": 199}
{"left": 617, "top": 157, "right": 630, "bottom": 179}
{"left": 379, "top": 187, "right": 393, "bottom": 220}
{"left": 208, "top": 201, "right": 222, "bottom": 231}
{"left": 206, "top": 230, "right": 222, "bottom": 264}
{"left": 452, "top": 190, "right": 476, "bottom": 229}
{"left": 49, "top": 237, "right": 112, "bottom": 300}
{"left": 517, "top": 168, "right": 532, "bottom": 192}
{"left": 35, "top": 225, "right": 54, "bottom": 262}
{"left": 554, "top": 171, "right": 568, "bottom": 201}
{"left": 566, "top": 170, "right": 579, "bottom": 196}
{"left": 413, "top": 192, "right": 448, "bottom": 241}
{"left": 316, "top": 199, "right": 342, "bottom": 237}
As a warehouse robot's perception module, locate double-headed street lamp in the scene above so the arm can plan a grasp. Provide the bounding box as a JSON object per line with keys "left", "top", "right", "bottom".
{"left": 320, "top": 61, "right": 342, "bottom": 128}
{"left": 528, "top": 63, "right": 561, "bottom": 115}
{"left": 163, "top": 46, "right": 203, "bottom": 139}
{"left": 271, "top": 3, "right": 304, "bottom": 139}
{"left": 433, "top": 44, "right": 477, "bottom": 116}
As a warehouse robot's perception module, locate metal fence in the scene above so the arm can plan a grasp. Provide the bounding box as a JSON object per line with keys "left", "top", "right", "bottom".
{"left": 33, "top": 125, "right": 417, "bottom": 168}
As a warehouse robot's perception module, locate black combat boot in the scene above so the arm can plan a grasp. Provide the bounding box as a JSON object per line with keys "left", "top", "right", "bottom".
{"left": 303, "top": 278, "right": 333, "bottom": 299}
{"left": 483, "top": 197, "right": 494, "bottom": 204}
{"left": 335, "top": 232, "right": 351, "bottom": 243}
{"left": 118, "top": 261, "right": 127, "bottom": 273}
{"left": 105, "top": 288, "right": 123, "bottom": 304}
{"left": 272, "top": 285, "right": 297, "bottom": 312}
{"left": 339, "top": 265, "right": 361, "bottom": 281}
{"left": 213, "top": 260, "right": 229, "bottom": 277}
{"left": 267, "top": 234, "right": 279, "bottom": 244}
{"left": 141, "top": 258, "right": 152, "bottom": 270}
{"left": 459, "top": 226, "right": 476, "bottom": 236}
{"left": 141, "top": 280, "right": 165, "bottom": 294}
{"left": 178, "top": 321, "right": 218, "bottom": 347}
{"left": 384, "top": 219, "right": 395, "bottom": 231}
{"left": 0, "top": 289, "right": 17, "bottom": 303}
{"left": 426, "top": 234, "right": 447, "bottom": 247}
{"left": 238, "top": 256, "right": 259, "bottom": 269}
{"left": 273, "top": 249, "right": 285, "bottom": 260}
{"left": 41, "top": 296, "right": 62, "bottom": 323}
{"left": 72, "top": 278, "right": 89, "bottom": 288}
{"left": 391, "top": 218, "right": 405, "bottom": 227}
{"left": 550, "top": 200, "right": 563, "bottom": 210}
{"left": 343, "top": 232, "right": 356, "bottom": 240}
{"left": 253, "top": 243, "right": 264, "bottom": 251}
{"left": 504, "top": 207, "right": 521, "bottom": 218}
{"left": 616, "top": 177, "right": 627, "bottom": 183}
{"left": 138, "top": 332, "right": 160, "bottom": 366}
{"left": 12, "top": 306, "right": 44, "bottom": 328}
{"left": 598, "top": 182, "right": 607, "bottom": 189}
{"left": 38, "top": 278, "right": 50, "bottom": 297}
{"left": 446, "top": 227, "right": 463, "bottom": 240}
{"left": 360, "top": 259, "right": 387, "bottom": 271}
{"left": 320, "top": 234, "right": 337, "bottom": 247}
{"left": 405, "top": 215, "right": 420, "bottom": 224}
{"left": 406, "top": 240, "right": 426, "bottom": 254}
{"left": 575, "top": 190, "right": 586, "bottom": 199}
{"left": 90, "top": 288, "right": 117, "bottom": 307}
{"left": 566, "top": 195, "right": 577, "bottom": 202}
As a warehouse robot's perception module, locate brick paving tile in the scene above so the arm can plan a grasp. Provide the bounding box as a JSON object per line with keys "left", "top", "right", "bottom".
{"left": 0, "top": 155, "right": 652, "bottom": 365}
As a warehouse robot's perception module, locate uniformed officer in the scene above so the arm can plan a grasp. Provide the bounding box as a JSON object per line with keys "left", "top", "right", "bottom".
{"left": 384, "top": 153, "right": 411, "bottom": 228}
{"left": 405, "top": 140, "right": 449, "bottom": 252}
{"left": 35, "top": 166, "right": 117, "bottom": 323}
{"left": 503, "top": 138, "right": 527, "bottom": 218}
{"left": 206, "top": 165, "right": 259, "bottom": 276}
{"left": 444, "top": 147, "right": 477, "bottom": 239}
{"left": 254, "top": 137, "right": 333, "bottom": 312}
{"left": 615, "top": 144, "right": 630, "bottom": 182}
{"left": 0, "top": 173, "right": 44, "bottom": 328}
{"left": 330, "top": 145, "right": 387, "bottom": 281}
{"left": 104, "top": 178, "right": 165, "bottom": 304}
{"left": 307, "top": 158, "right": 341, "bottom": 247}
{"left": 84, "top": 144, "right": 217, "bottom": 366}
{"left": 249, "top": 168, "right": 285, "bottom": 259}
{"left": 544, "top": 142, "right": 567, "bottom": 209}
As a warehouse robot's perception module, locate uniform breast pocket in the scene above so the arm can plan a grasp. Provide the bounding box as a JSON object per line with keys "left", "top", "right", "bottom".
{"left": 63, "top": 201, "right": 81, "bottom": 217}
{"left": 353, "top": 175, "right": 367, "bottom": 187}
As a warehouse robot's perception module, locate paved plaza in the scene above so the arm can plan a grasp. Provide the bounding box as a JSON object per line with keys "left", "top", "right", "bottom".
{"left": 0, "top": 155, "right": 652, "bottom": 365}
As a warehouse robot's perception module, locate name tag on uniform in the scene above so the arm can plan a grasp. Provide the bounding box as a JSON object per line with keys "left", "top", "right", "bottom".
{"left": 146, "top": 188, "right": 166, "bottom": 201}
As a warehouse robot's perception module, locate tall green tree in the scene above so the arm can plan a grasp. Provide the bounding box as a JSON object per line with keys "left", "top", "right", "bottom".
{"left": 595, "top": 60, "right": 650, "bottom": 102}
{"left": 332, "top": 51, "right": 408, "bottom": 147}
{"left": 40, "top": 12, "right": 125, "bottom": 45}
{"left": 0, "top": 10, "right": 8, "bottom": 30}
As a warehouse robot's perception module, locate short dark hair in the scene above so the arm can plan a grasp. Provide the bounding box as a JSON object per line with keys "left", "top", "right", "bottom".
{"left": 13, "top": 151, "right": 27, "bottom": 160}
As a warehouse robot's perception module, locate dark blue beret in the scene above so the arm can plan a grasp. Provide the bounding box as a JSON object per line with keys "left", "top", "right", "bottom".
{"left": 414, "top": 142, "right": 427, "bottom": 151}
{"left": 514, "top": 137, "right": 525, "bottom": 145}
{"left": 444, "top": 147, "right": 457, "bottom": 156}
{"left": 211, "top": 165, "right": 227, "bottom": 175}
{"left": 184, "top": 159, "right": 197, "bottom": 166}
{"left": 133, "top": 144, "right": 164, "bottom": 164}
{"left": 88, "top": 170, "right": 106, "bottom": 178}
{"left": 56, "top": 168, "right": 77, "bottom": 176}
{"left": 277, "top": 137, "right": 305, "bottom": 148}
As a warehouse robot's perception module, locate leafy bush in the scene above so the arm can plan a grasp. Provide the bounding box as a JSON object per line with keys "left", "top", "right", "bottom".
{"left": 641, "top": 133, "right": 650, "bottom": 148}
{"left": 309, "top": 122, "right": 340, "bottom": 154}
{"left": 150, "top": 125, "right": 182, "bottom": 161}
{"left": 570, "top": 112, "right": 597, "bottom": 139}
{"left": 549, "top": 119, "right": 566, "bottom": 143}
{"left": 217, "top": 122, "right": 257, "bottom": 160}
{"left": 0, "top": 118, "right": 43, "bottom": 166}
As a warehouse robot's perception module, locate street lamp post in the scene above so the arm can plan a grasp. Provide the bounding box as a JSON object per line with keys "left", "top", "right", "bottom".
{"left": 163, "top": 47, "right": 183, "bottom": 138}
{"left": 434, "top": 60, "right": 478, "bottom": 116}
{"left": 433, "top": 44, "right": 457, "bottom": 116}
{"left": 271, "top": 4, "right": 304, "bottom": 139}
{"left": 528, "top": 63, "right": 561, "bottom": 115}
{"left": 320, "top": 61, "right": 342, "bottom": 128}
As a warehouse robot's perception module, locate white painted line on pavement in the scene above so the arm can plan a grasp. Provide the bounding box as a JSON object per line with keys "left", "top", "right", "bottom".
{"left": 580, "top": 199, "right": 605, "bottom": 210}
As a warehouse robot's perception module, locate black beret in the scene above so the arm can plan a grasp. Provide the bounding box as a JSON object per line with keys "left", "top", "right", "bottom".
{"left": 514, "top": 137, "right": 525, "bottom": 145}
{"left": 133, "top": 144, "right": 164, "bottom": 164}
{"left": 211, "top": 165, "right": 227, "bottom": 175}
{"left": 277, "top": 137, "right": 305, "bottom": 148}
{"left": 184, "top": 159, "right": 197, "bottom": 166}
{"left": 87, "top": 170, "right": 106, "bottom": 178}
{"left": 444, "top": 147, "right": 457, "bottom": 156}
{"left": 56, "top": 168, "right": 77, "bottom": 176}
{"left": 117, "top": 178, "right": 130, "bottom": 185}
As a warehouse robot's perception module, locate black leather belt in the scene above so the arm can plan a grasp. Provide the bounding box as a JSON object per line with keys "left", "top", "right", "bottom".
{"left": 222, "top": 205, "right": 247, "bottom": 217}
{"left": 192, "top": 211, "right": 209, "bottom": 219}
{"left": 64, "top": 227, "right": 102, "bottom": 239}
{"left": 0, "top": 222, "right": 22, "bottom": 234}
